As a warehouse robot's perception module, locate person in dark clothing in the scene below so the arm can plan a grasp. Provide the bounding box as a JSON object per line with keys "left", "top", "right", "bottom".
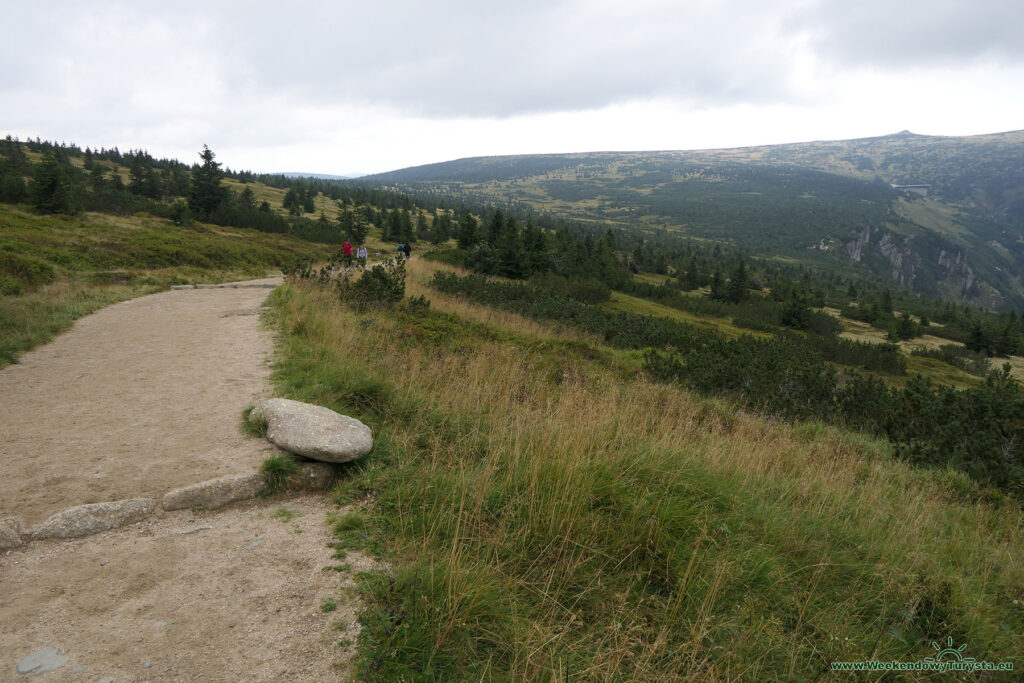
{"left": 402, "top": 243, "right": 411, "bottom": 259}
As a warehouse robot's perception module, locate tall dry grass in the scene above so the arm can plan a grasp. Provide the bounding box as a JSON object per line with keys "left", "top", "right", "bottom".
{"left": 271, "top": 280, "right": 1023, "bottom": 681}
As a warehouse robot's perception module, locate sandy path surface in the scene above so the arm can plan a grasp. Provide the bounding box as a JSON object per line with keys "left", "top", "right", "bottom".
{"left": 1, "top": 280, "right": 363, "bottom": 681}
{"left": 1, "top": 496, "right": 372, "bottom": 682}
{"left": 0, "top": 280, "right": 282, "bottom": 528}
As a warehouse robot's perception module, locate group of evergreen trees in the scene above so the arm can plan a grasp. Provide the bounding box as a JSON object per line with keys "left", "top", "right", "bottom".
{"left": 442, "top": 207, "right": 626, "bottom": 287}
{"left": 0, "top": 137, "right": 357, "bottom": 244}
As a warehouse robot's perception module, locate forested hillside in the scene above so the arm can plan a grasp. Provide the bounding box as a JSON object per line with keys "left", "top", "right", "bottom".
{"left": 364, "top": 130, "right": 1024, "bottom": 309}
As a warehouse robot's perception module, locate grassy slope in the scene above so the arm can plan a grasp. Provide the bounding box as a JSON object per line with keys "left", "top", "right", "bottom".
{"left": 0, "top": 203, "right": 331, "bottom": 365}
{"left": 268, "top": 259, "right": 1023, "bottom": 680}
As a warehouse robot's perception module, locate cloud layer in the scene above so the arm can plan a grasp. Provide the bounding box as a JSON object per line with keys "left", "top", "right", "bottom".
{"left": 3, "top": 1, "right": 1023, "bottom": 172}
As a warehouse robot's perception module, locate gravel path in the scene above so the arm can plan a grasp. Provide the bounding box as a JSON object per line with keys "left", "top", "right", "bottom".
{"left": 0, "top": 279, "right": 359, "bottom": 681}
{"left": 0, "top": 279, "right": 282, "bottom": 527}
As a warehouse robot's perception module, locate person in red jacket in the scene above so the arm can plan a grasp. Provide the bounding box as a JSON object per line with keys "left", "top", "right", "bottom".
{"left": 341, "top": 241, "right": 353, "bottom": 266}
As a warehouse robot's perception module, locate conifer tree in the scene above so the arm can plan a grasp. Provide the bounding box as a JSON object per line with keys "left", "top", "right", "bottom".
{"left": 457, "top": 213, "right": 480, "bottom": 249}
{"left": 725, "top": 259, "right": 749, "bottom": 304}
{"left": 283, "top": 188, "right": 302, "bottom": 215}
{"left": 486, "top": 209, "right": 505, "bottom": 246}
{"left": 187, "top": 145, "right": 229, "bottom": 217}
{"left": 27, "top": 150, "right": 77, "bottom": 214}
{"left": 521, "top": 220, "right": 548, "bottom": 275}
{"left": 239, "top": 186, "right": 256, "bottom": 209}
{"left": 1, "top": 136, "right": 29, "bottom": 173}
{"left": 399, "top": 208, "right": 414, "bottom": 242}
{"left": 496, "top": 217, "right": 524, "bottom": 278}
{"left": 709, "top": 268, "right": 725, "bottom": 301}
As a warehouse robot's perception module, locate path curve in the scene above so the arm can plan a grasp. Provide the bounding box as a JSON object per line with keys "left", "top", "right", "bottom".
{"left": 0, "top": 279, "right": 282, "bottom": 528}
{"left": 1, "top": 279, "right": 360, "bottom": 681}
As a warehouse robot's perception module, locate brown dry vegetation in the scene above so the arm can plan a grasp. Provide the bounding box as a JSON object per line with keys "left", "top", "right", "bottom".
{"left": 268, "top": 264, "right": 1024, "bottom": 680}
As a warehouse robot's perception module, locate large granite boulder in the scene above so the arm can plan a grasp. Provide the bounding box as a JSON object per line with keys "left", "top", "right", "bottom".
{"left": 250, "top": 399, "right": 372, "bottom": 463}
{"left": 32, "top": 498, "right": 156, "bottom": 540}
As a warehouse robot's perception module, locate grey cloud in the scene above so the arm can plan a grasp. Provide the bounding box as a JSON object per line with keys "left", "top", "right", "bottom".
{"left": 797, "top": 0, "right": 1024, "bottom": 67}
{"left": 62, "top": 0, "right": 808, "bottom": 118}
{"left": 4, "top": 0, "right": 1023, "bottom": 138}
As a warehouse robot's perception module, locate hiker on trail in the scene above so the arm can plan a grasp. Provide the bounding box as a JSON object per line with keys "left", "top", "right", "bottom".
{"left": 402, "top": 243, "right": 411, "bottom": 260}
{"left": 356, "top": 244, "right": 367, "bottom": 266}
{"left": 342, "top": 241, "right": 353, "bottom": 266}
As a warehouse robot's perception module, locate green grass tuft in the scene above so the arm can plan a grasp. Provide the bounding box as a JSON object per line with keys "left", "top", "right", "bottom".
{"left": 241, "top": 405, "right": 269, "bottom": 438}
{"left": 260, "top": 454, "right": 299, "bottom": 495}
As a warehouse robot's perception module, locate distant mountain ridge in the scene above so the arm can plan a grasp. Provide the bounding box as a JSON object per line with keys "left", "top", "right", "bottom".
{"left": 364, "top": 130, "right": 1024, "bottom": 309}
{"left": 278, "top": 171, "right": 364, "bottom": 180}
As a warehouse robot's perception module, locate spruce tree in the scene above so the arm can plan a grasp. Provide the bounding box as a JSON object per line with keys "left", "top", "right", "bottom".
{"left": 27, "top": 151, "right": 77, "bottom": 214}
{"left": 457, "top": 213, "right": 480, "bottom": 249}
{"left": 486, "top": 209, "right": 505, "bottom": 246}
{"left": 283, "top": 188, "right": 301, "bottom": 215}
{"left": 187, "top": 145, "right": 229, "bottom": 218}
{"left": 725, "top": 259, "right": 749, "bottom": 304}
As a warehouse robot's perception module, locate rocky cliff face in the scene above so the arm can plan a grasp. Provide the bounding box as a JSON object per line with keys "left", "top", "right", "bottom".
{"left": 842, "top": 228, "right": 1010, "bottom": 307}
{"left": 844, "top": 226, "right": 871, "bottom": 262}
{"left": 937, "top": 249, "right": 979, "bottom": 298}
{"left": 876, "top": 233, "right": 918, "bottom": 289}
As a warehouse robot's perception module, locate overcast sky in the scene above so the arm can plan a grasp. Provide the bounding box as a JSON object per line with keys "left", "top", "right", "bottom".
{"left": 3, "top": 1, "right": 1023, "bottom": 175}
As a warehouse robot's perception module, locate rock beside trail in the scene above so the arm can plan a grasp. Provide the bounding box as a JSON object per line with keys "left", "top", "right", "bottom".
{"left": 15, "top": 647, "right": 69, "bottom": 675}
{"left": 162, "top": 473, "right": 263, "bottom": 511}
{"left": 32, "top": 499, "right": 156, "bottom": 540}
{"left": 292, "top": 462, "right": 337, "bottom": 491}
{"left": 251, "top": 398, "right": 373, "bottom": 463}
{"left": 0, "top": 516, "right": 23, "bottom": 549}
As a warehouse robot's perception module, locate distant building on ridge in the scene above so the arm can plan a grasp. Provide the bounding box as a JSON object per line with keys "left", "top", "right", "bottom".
{"left": 890, "top": 183, "right": 931, "bottom": 197}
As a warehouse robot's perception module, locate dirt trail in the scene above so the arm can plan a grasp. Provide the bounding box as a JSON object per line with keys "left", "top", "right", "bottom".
{"left": 1, "top": 280, "right": 282, "bottom": 527}
{"left": 1, "top": 280, "right": 359, "bottom": 681}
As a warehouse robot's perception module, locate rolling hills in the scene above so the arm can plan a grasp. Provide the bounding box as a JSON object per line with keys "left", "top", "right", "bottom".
{"left": 364, "top": 130, "right": 1024, "bottom": 309}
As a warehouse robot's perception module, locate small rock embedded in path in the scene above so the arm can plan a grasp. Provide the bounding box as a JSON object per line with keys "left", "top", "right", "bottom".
{"left": 162, "top": 474, "right": 263, "bottom": 511}
{"left": 15, "top": 647, "right": 69, "bottom": 675}
{"left": 0, "top": 516, "right": 23, "bottom": 549}
{"left": 171, "top": 525, "right": 214, "bottom": 535}
{"left": 32, "top": 499, "right": 156, "bottom": 540}
{"left": 251, "top": 398, "right": 373, "bottom": 463}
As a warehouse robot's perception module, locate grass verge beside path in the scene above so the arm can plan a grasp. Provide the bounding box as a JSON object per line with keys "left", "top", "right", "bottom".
{"left": 0, "top": 204, "right": 331, "bottom": 366}
{"left": 267, "top": 281, "right": 1023, "bottom": 681}
{"left": 1, "top": 278, "right": 167, "bottom": 365}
